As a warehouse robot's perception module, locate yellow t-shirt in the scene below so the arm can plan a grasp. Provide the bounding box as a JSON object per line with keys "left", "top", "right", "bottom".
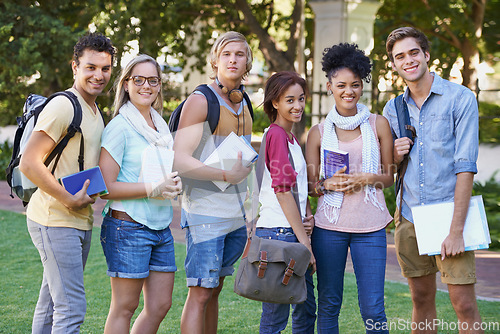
{"left": 26, "top": 88, "right": 104, "bottom": 230}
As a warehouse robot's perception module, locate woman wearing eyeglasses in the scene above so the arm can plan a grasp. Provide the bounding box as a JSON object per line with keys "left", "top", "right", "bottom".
{"left": 99, "top": 54, "right": 182, "bottom": 333}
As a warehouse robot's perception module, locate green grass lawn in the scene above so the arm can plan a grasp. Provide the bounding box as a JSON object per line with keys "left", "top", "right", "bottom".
{"left": 1, "top": 209, "right": 499, "bottom": 333}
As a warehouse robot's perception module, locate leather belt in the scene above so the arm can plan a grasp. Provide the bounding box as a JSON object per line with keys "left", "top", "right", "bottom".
{"left": 110, "top": 209, "right": 138, "bottom": 224}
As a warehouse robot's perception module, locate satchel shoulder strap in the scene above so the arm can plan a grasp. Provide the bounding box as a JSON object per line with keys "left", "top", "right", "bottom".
{"left": 250, "top": 130, "right": 301, "bottom": 237}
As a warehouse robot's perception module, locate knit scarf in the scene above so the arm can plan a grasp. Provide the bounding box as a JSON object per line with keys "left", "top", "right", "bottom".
{"left": 119, "top": 101, "right": 173, "bottom": 149}
{"left": 319, "top": 103, "right": 384, "bottom": 224}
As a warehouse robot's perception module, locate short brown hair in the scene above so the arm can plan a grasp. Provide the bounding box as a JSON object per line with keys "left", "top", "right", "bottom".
{"left": 386, "top": 27, "right": 430, "bottom": 62}
{"left": 73, "top": 32, "right": 115, "bottom": 66}
{"left": 263, "top": 71, "right": 308, "bottom": 123}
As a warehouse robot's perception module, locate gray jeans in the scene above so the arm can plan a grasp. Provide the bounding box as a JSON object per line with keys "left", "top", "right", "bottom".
{"left": 27, "top": 218, "right": 92, "bottom": 334}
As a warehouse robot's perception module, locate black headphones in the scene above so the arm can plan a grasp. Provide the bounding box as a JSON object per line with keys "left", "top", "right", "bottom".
{"left": 216, "top": 77, "right": 244, "bottom": 104}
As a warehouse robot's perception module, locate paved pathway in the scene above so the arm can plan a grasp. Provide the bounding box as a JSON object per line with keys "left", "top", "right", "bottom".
{"left": 1, "top": 181, "right": 498, "bottom": 301}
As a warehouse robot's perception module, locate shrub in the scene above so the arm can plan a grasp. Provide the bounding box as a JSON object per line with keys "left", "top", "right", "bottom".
{"left": 473, "top": 173, "right": 500, "bottom": 249}
{"left": 0, "top": 141, "right": 12, "bottom": 181}
{"left": 479, "top": 102, "right": 500, "bottom": 144}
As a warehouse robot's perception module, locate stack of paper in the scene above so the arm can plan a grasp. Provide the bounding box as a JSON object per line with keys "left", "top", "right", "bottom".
{"left": 411, "top": 195, "right": 491, "bottom": 256}
{"left": 139, "top": 146, "right": 174, "bottom": 183}
{"left": 204, "top": 132, "right": 258, "bottom": 191}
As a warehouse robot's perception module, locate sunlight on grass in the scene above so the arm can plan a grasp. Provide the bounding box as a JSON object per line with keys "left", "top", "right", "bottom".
{"left": 1, "top": 210, "right": 499, "bottom": 333}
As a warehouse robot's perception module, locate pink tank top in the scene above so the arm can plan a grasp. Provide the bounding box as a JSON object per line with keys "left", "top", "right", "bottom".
{"left": 315, "top": 114, "right": 393, "bottom": 233}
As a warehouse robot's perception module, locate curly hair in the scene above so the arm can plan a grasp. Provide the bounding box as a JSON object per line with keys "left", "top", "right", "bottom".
{"left": 73, "top": 32, "right": 116, "bottom": 66}
{"left": 321, "top": 43, "right": 372, "bottom": 83}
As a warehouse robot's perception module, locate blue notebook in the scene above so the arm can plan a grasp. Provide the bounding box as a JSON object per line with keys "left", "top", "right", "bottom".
{"left": 60, "top": 166, "right": 108, "bottom": 197}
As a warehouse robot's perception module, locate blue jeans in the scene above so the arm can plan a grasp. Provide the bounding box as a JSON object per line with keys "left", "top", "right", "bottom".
{"left": 311, "top": 227, "right": 388, "bottom": 334}
{"left": 27, "top": 218, "right": 92, "bottom": 334}
{"left": 256, "top": 227, "right": 316, "bottom": 334}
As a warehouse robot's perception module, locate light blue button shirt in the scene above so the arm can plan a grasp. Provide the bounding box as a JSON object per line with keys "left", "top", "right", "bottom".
{"left": 383, "top": 73, "right": 478, "bottom": 223}
{"left": 101, "top": 115, "right": 173, "bottom": 230}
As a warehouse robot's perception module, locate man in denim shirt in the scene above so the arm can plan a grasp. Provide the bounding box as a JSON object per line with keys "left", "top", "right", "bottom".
{"left": 383, "top": 27, "right": 482, "bottom": 333}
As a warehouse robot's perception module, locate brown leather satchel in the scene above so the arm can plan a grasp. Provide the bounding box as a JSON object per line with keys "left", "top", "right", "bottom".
{"left": 233, "top": 234, "right": 311, "bottom": 304}
{"left": 233, "top": 132, "right": 311, "bottom": 304}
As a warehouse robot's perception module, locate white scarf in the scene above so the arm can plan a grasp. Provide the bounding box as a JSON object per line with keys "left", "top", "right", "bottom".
{"left": 119, "top": 101, "right": 173, "bottom": 149}
{"left": 319, "top": 103, "right": 384, "bottom": 224}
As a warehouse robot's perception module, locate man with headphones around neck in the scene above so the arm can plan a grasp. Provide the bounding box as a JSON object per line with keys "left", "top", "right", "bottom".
{"left": 173, "top": 31, "right": 253, "bottom": 334}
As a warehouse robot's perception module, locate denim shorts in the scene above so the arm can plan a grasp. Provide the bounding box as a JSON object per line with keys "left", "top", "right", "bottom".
{"left": 184, "top": 225, "right": 246, "bottom": 288}
{"left": 100, "top": 215, "right": 177, "bottom": 279}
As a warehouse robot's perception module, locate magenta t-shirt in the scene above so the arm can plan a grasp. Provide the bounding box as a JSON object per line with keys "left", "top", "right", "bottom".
{"left": 265, "top": 123, "right": 298, "bottom": 193}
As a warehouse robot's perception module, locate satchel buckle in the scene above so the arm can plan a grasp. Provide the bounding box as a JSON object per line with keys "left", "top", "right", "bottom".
{"left": 257, "top": 251, "right": 268, "bottom": 278}
{"left": 282, "top": 258, "right": 296, "bottom": 285}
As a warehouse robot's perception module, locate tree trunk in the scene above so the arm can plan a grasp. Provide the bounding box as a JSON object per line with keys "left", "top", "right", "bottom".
{"left": 234, "top": 0, "right": 296, "bottom": 72}
{"left": 460, "top": 38, "right": 479, "bottom": 90}
{"left": 235, "top": 0, "right": 308, "bottom": 144}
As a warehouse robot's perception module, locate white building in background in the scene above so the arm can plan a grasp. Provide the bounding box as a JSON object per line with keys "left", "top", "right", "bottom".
{"left": 173, "top": 0, "right": 499, "bottom": 182}
{"left": 308, "top": 0, "right": 382, "bottom": 124}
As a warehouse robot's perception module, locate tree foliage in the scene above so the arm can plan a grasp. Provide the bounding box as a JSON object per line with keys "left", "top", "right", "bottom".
{"left": 372, "top": 0, "right": 497, "bottom": 96}
{"left": 2, "top": 0, "right": 497, "bottom": 128}
{"left": 0, "top": 1, "right": 112, "bottom": 124}
{"left": 0, "top": 0, "right": 312, "bottom": 126}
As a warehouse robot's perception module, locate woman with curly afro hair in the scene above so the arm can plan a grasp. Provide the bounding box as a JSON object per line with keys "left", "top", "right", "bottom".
{"left": 305, "top": 43, "right": 394, "bottom": 333}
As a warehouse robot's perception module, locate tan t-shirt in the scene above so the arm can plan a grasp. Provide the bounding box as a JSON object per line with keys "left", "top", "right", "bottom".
{"left": 26, "top": 88, "right": 104, "bottom": 230}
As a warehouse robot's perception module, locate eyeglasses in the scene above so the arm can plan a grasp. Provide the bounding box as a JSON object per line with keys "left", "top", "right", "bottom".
{"left": 127, "top": 76, "right": 161, "bottom": 87}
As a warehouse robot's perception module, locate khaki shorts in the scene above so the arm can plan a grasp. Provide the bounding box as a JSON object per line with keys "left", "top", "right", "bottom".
{"left": 394, "top": 210, "right": 476, "bottom": 285}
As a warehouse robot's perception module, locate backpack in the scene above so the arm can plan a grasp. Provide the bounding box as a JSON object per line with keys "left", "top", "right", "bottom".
{"left": 167, "top": 84, "right": 254, "bottom": 193}
{"left": 5, "top": 91, "right": 84, "bottom": 204}
{"left": 168, "top": 84, "right": 254, "bottom": 135}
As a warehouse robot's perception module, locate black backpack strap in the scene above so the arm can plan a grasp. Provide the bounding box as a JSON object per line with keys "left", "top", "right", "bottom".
{"left": 194, "top": 84, "right": 220, "bottom": 133}
{"left": 44, "top": 91, "right": 85, "bottom": 173}
{"left": 243, "top": 91, "right": 254, "bottom": 121}
{"left": 394, "top": 94, "right": 416, "bottom": 218}
{"left": 395, "top": 94, "right": 415, "bottom": 141}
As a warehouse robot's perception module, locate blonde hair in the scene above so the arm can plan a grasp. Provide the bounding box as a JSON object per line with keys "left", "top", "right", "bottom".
{"left": 208, "top": 31, "right": 253, "bottom": 80}
{"left": 112, "top": 54, "right": 164, "bottom": 117}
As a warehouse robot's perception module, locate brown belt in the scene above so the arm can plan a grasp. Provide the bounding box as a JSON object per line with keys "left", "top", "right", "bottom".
{"left": 110, "top": 209, "right": 138, "bottom": 224}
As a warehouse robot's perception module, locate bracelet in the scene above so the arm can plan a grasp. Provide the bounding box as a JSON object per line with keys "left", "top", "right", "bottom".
{"left": 314, "top": 179, "right": 325, "bottom": 196}
{"left": 222, "top": 170, "right": 227, "bottom": 182}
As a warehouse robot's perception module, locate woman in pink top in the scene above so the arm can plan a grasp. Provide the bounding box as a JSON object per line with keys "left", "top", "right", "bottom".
{"left": 305, "top": 43, "right": 394, "bottom": 333}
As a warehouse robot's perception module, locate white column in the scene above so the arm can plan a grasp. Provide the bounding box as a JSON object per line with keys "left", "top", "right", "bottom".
{"left": 309, "top": 0, "right": 346, "bottom": 124}
{"left": 309, "top": 0, "right": 382, "bottom": 123}
{"left": 345, "top": 0, "right": 382, "bottom": 106}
